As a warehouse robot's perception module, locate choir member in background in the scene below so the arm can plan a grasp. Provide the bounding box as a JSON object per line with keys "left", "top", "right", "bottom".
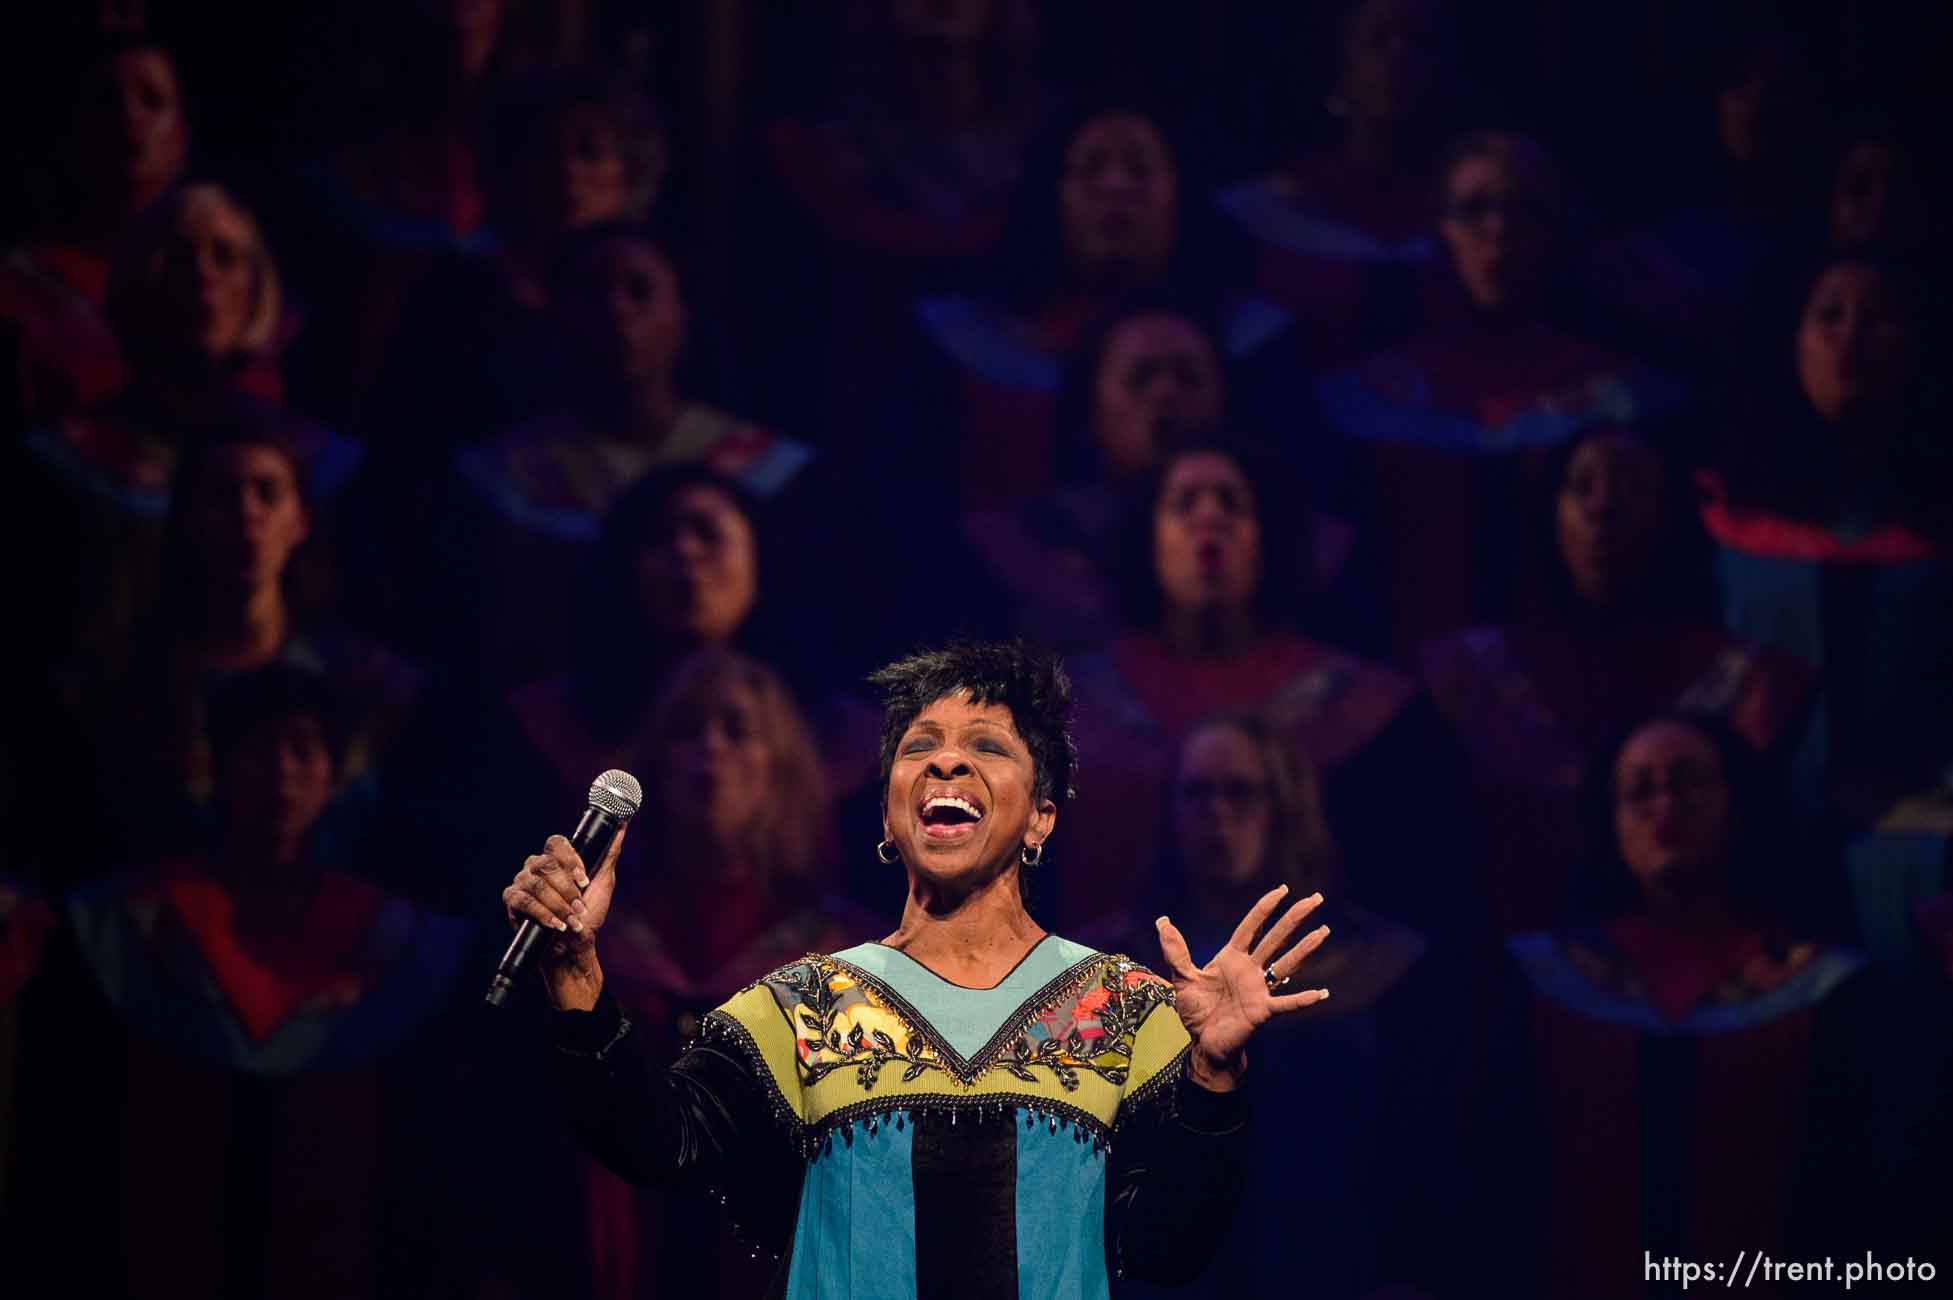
{"left": 550, "top": 648, "right": 880, "bottom": 1300}
{"left": 1421, "top": 426, "right": 1813, "bottom": 933}
{"left": 743, "top": 0, "right": 1045, "bottom": 443}
{"left": 91, "top": 410, "right": 416, "bottom": 875}
{"left": 445, "top": 224, "right": 811, "bottom": 689}
{"left": 1215, "top": 0, "right": 1455, "bottom": 369}
{"left": 1063, "top": 440, "right": 1474, "bottom": 946}
{"left": 1477, "top": 713, "right": 1938, "bottom": 1299}
{"left": 1116, "top": 711, "right": 1465, "bottom": 1300}
{"left": 12, "top": 664, "right": 477, "bottom": 1300}
{"left": 1, "top": 35, "right": 190, "bottom": 425}
{"left": 1313, "top": 130, "right": 1690, "bottom": 660}
{"left": 17, "top": 183, "right": 359, "bottom": 693}
{"left": 888, "top": 100, "right": 1286, "bottom": 515}
{"left": 1698, "top": 250, "right": 1951, "bottom": 828}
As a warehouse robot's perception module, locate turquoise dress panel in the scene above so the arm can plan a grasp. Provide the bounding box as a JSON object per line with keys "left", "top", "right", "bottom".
{"left": 786, "top": 1118, "right": 919, "bottom": 1300}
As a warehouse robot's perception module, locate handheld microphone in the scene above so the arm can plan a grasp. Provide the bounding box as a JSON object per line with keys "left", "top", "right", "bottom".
{"left": 485, "top": 769, "right": 642, "bottom": 1009}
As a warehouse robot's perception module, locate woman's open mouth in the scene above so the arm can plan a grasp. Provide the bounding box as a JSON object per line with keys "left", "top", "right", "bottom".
{"left": 917, "top": 791, "right": 985, "bottom": 842}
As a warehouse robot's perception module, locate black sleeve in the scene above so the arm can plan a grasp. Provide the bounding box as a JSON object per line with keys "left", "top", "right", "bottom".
{"left": 1105, "top": 1071, "right": 1252, "bottom": 1287}
{"left": 546, "top": 990, "right": 803, "bottom": 1254}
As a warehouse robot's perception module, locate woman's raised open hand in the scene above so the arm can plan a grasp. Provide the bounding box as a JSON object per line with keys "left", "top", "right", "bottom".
{"left": 1156, "top": 885, "right": 1331, "bottom": 1091}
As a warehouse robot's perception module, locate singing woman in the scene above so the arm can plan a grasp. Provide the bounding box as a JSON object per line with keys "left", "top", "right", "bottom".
{"left": 501, "top": 639, "right": 1331, "bottom": 1297}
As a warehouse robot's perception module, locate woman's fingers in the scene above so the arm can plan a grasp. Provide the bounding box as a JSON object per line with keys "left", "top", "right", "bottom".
{"left": 1154, "top": 916, "right": 1203, "bottom": 982}
{"left": 1268, "top": 988, "right": 1331, "bottom": 1014}
{"left": 1249, "top": 893, "right": 1324, "bottom": 966}
{"left": 528, "top": 875, "right": 585, "bottom": 930}
{"left": 502, "top": 884, "right": 569, "bottom": 933}
{"left": 1266, "top": 922, "right": 1332, "bottom": 982}
{"left": 542, "top": 836, "right": 589, "bottom": 890}
{"left": 1226, "top": 884, "right": 1291, "bottom": 952}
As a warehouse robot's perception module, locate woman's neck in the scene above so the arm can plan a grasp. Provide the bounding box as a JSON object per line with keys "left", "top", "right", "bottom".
{"left": 215, "top": 834, "right": 322, "bottom": 939}
{"left": 1638, "top": 883, "right": 1736, "bottom": 932}
{"left": 896, "top": 50, "right": 984, "bottom": 129}
{"left": 590, "top": 371, "right": 679, "bottom": 446}
{"left": 1343, "top": 114, "right": 1403, "bottom": 176}
{"left": 1160, "top": 604, "right": 1259, "bottom": 657}
{"left": 881, "top": 866, "right": 1046, "bottom": 987}
{"left": 194, "top": 583, "right": 289, "bottom": 672}
{"left": 130, "top": 362, "right": 229, "bottom": 414}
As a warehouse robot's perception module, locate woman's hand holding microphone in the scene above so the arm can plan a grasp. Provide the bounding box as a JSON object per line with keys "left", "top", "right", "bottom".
{"left": 501, "top": 825, "right": 628, "bottom": 1011}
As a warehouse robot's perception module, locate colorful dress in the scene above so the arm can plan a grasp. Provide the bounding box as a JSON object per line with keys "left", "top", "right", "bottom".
{"left": 550, "top": 936, "right": 1246, "bottom": 1299}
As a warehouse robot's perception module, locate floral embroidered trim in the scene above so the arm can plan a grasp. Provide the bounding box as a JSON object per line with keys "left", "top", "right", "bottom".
{"left": 698, "top": 953, "right": 1188, "bottom": 1156}
{"left": 812, "top": 951, "right": 1174, "bottom": 1089}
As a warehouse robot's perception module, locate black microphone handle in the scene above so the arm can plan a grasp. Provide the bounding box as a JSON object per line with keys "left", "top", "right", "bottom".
{"left": 484, "top": 804, "right": 623, "bottom": 1009}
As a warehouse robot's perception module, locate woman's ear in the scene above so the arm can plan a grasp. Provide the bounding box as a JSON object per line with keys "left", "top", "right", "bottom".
{"left": 1029, "top": 797, "right": 1057, "bottom": 846}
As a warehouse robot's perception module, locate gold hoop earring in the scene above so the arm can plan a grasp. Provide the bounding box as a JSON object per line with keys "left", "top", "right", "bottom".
{"left": 1020, "top": 841, "right": 1043, "bottom": 867}
{"left": 876, "top": 838, "right": 900, "bottom": 864}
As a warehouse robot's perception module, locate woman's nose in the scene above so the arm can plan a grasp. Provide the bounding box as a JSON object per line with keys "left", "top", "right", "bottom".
{"left": 926, "top": 752, "right": 972, "bottom": 778}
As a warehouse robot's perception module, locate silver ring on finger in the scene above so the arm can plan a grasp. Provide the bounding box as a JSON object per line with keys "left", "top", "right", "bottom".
{"left": 1264, "top": 964, "right": 1291, "bottom": 993}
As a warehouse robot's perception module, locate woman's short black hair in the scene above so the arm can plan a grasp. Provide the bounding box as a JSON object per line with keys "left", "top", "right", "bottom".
{"left": 867, "top": 640, "right": 1078, "bottom": 814}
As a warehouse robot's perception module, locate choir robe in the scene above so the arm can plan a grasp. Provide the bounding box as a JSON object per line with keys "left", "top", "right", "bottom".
{"left": 1062, "top": 633, "right": 1475, "bottom": 945}
{"left": 965, "top": 484, "right": 1359, "bottom": 655}
{"left": 14, "top": 393, "right": 362, "bottom": 690}
{"left": 10, "top": 865, "right": 479, "bottom": 1300}
{"left": 1698, "top": 474, "right": 1952, "bottom": 822}
{"left": 747, "top": 114, "right": 1015, "bottom": 445}
{"left": 1314, "top": 315, "right": 1690, "bottom": 660}
{"left": 95, "top": 626, "right": 425, "bottom": 872}
{"left": 0, "top": 879, "right": 55, "bottom": 1214}
{"left": 903, "top": 292, "right": 1290, "bottom": 515}
{"left": 444, "top": 406, "right": 813, "bottom": 689}
{"left": 0, "top": 242, "right": 127, "bottom": 425}
{"left": 549, "top": 938, "right": 1247, "bottom": 1300}
{"left": 508, "top": 666, "right": 878, "bottom": 832}
{"left": 1421, "top": 616, "right": 1816, "bottom": 934}
{"left": 1213, "top": 154, "right": 1436, "bottom": 369}
{"left": 1844, "top": 791, "right": 1953, "bottom": 970}
{"left": 1114, "top": 904, "right": 1472, "bottom": 1300}
{"left": 1481, "top": 921, "right": 1934, "bottom": 1299}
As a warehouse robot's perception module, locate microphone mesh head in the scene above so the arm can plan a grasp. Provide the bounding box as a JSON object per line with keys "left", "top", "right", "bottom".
{"left": 588, "top": 770, "right": 643, "bottom": 820}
